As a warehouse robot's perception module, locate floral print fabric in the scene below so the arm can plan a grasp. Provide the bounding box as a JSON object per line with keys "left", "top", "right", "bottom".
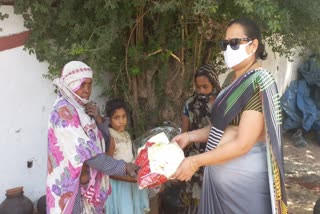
{"left": 47, "top": 96, "right": 110, "bottom": 213}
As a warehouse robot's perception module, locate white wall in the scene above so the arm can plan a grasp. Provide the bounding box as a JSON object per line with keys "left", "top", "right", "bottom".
{"left": 0, "top": 46, "right": 54, "bottom": 203}
{"left": 261, "top": 45, "right": 303, "bottom": 95}
{"left": 0, "top": 6, "right": 53, "bottom": 203}
{"left": 0, "top": 6, "right": 108, "bottom": 203}
{"left": 0, "top": 6, "right": 26, "bottom": 36}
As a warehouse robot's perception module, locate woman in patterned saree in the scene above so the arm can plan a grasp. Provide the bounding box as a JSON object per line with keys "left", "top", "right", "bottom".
{"left": 47, "top": 61, "right": 139, "bottom": 214}
{"left": 172, "top": 17, "right": 287, "bottom": 214}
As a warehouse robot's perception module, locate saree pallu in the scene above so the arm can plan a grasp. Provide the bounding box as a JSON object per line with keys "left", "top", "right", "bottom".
{"left": 200, "top": 69, "right": 287, "bottom": 214}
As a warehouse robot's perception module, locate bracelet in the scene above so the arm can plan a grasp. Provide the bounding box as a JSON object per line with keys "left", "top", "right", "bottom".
{"left": 190, "top": 158, "right": 197, "bottom": 172}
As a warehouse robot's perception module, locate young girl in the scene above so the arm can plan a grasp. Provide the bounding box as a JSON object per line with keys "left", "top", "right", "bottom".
{"left": 105, "top": 98, "right": 150, "bottom": 214}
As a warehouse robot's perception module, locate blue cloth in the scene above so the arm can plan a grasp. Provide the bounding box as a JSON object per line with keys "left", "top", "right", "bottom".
{"left": 281, "top": 80, "right": 320, "bottom": 131}
{"left": 105, "top": 179, "right": 149, "bottom": 214}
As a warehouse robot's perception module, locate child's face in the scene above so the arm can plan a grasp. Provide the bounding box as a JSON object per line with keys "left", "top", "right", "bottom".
{"left": 110, "top": 108, "right": 127, "bottom": 132}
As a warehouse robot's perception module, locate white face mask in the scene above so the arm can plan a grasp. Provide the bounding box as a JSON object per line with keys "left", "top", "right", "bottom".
{"left": 223, "top": 41, "right": 253, "bottom": 68}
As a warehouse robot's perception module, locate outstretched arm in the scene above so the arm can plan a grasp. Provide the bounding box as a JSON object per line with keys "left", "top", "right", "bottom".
{"left": 86, "top": 154, "right": 126, "bottom": 176}
{"left": 86, "top": 154, "right": 140, "bottom": 178}
{"left": 172, "top": 125, "right": 211, "bottom": 149}
{"left": 173, "top": 110, "right": 265, "bottom": 181}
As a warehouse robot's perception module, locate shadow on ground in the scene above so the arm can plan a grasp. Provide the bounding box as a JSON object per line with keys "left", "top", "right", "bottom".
{"left": 284, "top": 131, "right": 320, "bottom": 214}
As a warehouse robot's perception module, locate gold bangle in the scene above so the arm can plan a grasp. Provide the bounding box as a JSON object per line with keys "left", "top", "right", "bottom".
{"left": 190, "top": 158, "right": 197, "bottom": 172}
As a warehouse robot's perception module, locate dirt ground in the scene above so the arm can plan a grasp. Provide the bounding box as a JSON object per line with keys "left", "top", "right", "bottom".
{"left": 284, "top": 131, "right": 320, "bottom": 214}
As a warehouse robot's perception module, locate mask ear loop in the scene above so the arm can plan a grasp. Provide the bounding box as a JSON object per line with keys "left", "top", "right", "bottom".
{"left": 243, "top": 41, "right": 255, "bottom": 56}
{"left": 246, "top": 41, "right": 253, "bottom": 46}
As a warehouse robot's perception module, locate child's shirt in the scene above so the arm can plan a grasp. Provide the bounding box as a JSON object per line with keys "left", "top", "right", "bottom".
{"left": 109, "top": 128, "right": 134, "bottom": 163}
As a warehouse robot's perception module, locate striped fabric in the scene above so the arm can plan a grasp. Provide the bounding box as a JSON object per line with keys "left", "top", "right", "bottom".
{"left": 205, "top": 68, "right": 287, "bottom": 214}
{"left": 229, "top": 88, "right": 263, "bottom": 125}
{"left": 206, "top": 127, "right": 224, "bottom": 151}
{"left": 84, "top": 185, "right": 100, "bottom": 204}
{"left": 205, "top": 70, "right": 257, "bottom": 151}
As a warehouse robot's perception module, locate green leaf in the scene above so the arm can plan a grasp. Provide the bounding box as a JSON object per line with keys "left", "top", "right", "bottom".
{"left": 129, "top": 66, "right": 141, "bottom": 76}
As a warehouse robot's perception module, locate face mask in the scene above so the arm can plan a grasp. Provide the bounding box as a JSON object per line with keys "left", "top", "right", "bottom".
{"left": 223, "top": 41, "right": 253, "bottom": 68}
{"left": 197, "top": 89, "right": 217, "bottom": 103}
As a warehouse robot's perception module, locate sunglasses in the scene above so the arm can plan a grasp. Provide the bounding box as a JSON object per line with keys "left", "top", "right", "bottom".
{"left": 219, "top": 38, "right": 252, "bottom": 51}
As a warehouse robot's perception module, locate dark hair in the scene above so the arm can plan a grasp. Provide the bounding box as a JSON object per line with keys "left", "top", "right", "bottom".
{"left": 227, "top": 17, "right": 267, "bottom": 60}
{"left": 105, "top": 98, "right": 129, "bottom": 118}
{"left": 194, "top": 64, "right": 221, "bottom": 92}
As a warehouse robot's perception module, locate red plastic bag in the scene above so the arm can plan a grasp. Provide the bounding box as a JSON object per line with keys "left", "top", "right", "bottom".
{"left": 135, "top": 142, "right": 168, "bottom": 189}
{"left": 135, "top": 139, "right": 184, "bottom": 189}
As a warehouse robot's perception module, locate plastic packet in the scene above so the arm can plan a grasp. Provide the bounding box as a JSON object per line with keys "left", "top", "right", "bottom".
{"left": 135, "top": 132, "right": 184, "bottom": 189}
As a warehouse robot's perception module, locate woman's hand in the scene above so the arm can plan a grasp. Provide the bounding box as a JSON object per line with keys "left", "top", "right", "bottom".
{"left": 171, "top": 156, "right": 199, "bottom": 181}
{"left": 125, "top": 163, "right": 140, "bottom": 178}
{"left": 80, "top": 163, "right": 90, "bottom": 184}
{"left": 171, "top": 132, "right": 190, "bottom": 149}
{"left": 85, "top": 102, "right": 104, "bottom": 124}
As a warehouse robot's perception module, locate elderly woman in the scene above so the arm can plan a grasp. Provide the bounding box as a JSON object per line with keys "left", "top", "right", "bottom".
{"left": 172, "top": 18, "right": 287, "bottom": 214}
{"left": 47, "top": 61, "right": 138, "bottom": 214}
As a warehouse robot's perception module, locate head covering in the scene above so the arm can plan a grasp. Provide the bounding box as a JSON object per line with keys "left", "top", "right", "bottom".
{"left": 195, "top": 64, "right": 221, "bottom": 92}
{"left": 53, "top": 61, "right": 93, "bottom": 106}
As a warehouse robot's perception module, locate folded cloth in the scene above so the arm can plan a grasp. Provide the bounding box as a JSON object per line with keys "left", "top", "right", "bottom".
{"left": 135, "top": 132, "right": 184, "bottom": 189}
